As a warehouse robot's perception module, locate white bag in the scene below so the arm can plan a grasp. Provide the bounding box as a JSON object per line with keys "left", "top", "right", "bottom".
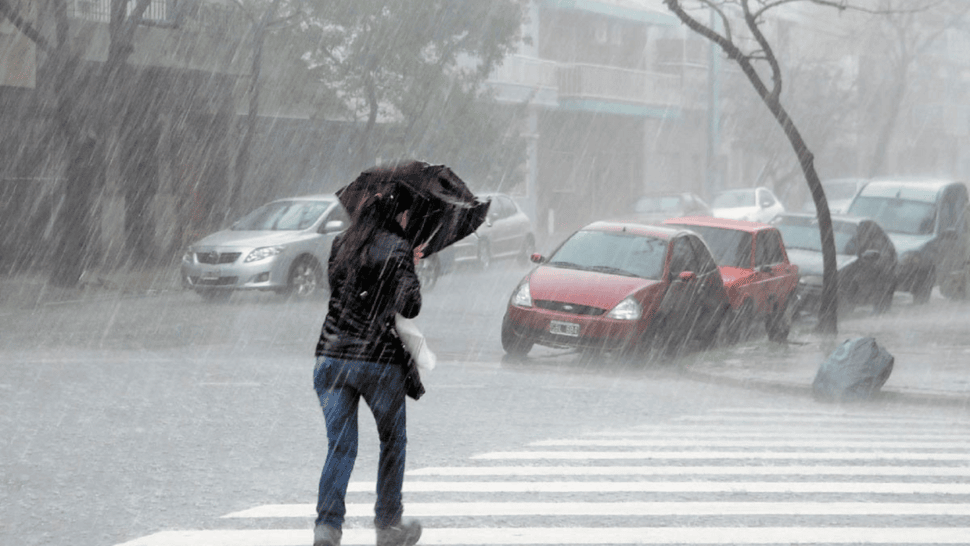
{"left": 395, "top": 313, "right": 437, "bottom": 373}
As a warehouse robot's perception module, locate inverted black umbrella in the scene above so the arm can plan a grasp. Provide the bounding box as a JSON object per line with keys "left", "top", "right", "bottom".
{"left": 336, "top": 161, "right": 491, "bottom": 257}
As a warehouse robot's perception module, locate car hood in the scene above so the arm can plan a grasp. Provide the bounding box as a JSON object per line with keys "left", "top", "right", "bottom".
{"left": 785, "top": 248, "right": 855, "bottom": 277}
{"left": 190, "top": 229, "right": 317, "bottom": 249}
{"left": 711, "top": 206, "right": 758, "bottom": 220}
{"left": 529, "top": 266, "right": 660, "bottom": 310}
{"left": 886, "top": 232, "right": 934, "bottom": 256}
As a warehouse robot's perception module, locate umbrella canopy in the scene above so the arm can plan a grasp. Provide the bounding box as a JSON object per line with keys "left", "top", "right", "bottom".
{"left": 336, "top": 161, "right": 491, "bottom": 257}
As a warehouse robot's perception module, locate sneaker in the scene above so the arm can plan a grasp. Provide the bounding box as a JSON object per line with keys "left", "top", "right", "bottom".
{"left": 375, "top": 518, "right": 422, "bottom": 546}
{"left": 313, "top": 524, "right": 342, "bottom": 546}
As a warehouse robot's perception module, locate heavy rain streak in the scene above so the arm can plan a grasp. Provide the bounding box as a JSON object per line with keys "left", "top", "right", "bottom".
{"left": 2, "top": 1, "right": 970, "bottom": 546}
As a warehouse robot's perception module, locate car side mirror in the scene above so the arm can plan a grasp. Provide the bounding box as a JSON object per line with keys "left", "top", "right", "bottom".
{"left": 323, "top": 220, "right": 345, "bottom": 233}
{"left": 530, "top": 253, "right": 545, "bottom": 264}
{"left": 861, "top": 249, "right": 881, "bottom": 261}
{"left": 677, "top": 270, "right": 697, "bottom": 283}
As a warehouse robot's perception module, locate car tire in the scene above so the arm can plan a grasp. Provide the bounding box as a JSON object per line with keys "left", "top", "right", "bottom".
{"left": 912, "top": 268, "right": 935, "bottom": 305}
{"left": 518, "top": 235, "right": 536, "bottom": 265}
{"left": 766, "top": 297, "right": 793, "bottom": 342}
{"left": 284, "top": 256, "right": 322, "bottom": 300}
{"left": 197, "top": 289, "right": 231, "bottom": 303}
{"left": 477, "top": 239, "right": 492, "bottom": 270}
{"left": 500, "top": 315, "right": 533, "bottom": 357}
{"left": 873, "top": 279, "right": 896, "bottom": 313}
{"left": 724, "top": 299, "right": 756, "bottom": 343}
{"left": 416, "top": 254, "right": 440, "bottom": 291}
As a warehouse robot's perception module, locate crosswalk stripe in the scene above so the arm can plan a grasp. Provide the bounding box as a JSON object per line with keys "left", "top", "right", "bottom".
{"left": 113, "top": 527, "right": 970, "bottom": 545}
{"left": 532, "top": 438, "right": 970, "bottom": 448}
{"left": 223, "top": 501, "right": 970, "bottom": 519}
{"left": 346, "top": 480, "right": 970, "bottom": 494}
{"left": 408, "top": 465, "right": 970, "bottom": 477}
{"left": 472, "top": 450, "right": 970, "bottom": 461}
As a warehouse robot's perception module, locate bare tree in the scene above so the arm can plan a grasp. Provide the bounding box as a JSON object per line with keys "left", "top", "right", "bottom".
{"left": 663, "top": 0, "right": 880, "bottom": 334}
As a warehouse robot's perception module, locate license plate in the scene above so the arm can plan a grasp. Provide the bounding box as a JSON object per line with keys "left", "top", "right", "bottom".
{"left": 201, "top": 269, "right": 221, "bottom": 280}
{"left": 549, "top": 320, "right": 580, "bottom": 337}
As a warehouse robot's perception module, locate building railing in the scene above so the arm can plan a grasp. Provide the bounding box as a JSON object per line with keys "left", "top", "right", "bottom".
{"left": 558, "top": 63, "right": 681, "bottom": 107}
{"left": 487, "top": 55, "right": 682, "bottom": 109}
{"left": 71, "top": 0, "right": 173, "bottom": 23}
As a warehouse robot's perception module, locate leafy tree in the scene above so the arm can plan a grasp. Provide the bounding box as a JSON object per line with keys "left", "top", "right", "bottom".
{"left": 298, "top": 0, "right": 528, "bottom": 184}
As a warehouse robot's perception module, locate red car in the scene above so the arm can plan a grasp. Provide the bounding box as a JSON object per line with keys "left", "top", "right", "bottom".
{"left": 500, "top": 221, "right": 730, "bottom": 358}
{"left": 663, "top": 216, "right": 799, "bottom": 341}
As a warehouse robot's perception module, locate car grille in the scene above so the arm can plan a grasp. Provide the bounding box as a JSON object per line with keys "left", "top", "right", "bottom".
{"left": 534, "top": 300, "right": 606, "bottom": 316}
{"left": 191, "top": 276, "right": 238, "bottom": 286}
{"left": 196, "top": 251, "right": 241, "bottom": 265}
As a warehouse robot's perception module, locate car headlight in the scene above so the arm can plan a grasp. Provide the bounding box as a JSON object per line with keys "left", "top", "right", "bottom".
{"left": 606, "top": 296, "right": 642, "bottom": 320}
{"left": 799, "top": 275, "right": 823, "bottom": 287}
{"left": 244, "top": 246, "right": 283, "bottom": 263}
{"left": 510, "top": 280, "right": 532, "bottom": 307}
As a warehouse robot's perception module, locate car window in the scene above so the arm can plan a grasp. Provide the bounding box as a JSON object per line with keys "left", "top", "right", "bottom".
{"left": 319, "top": 205, "right": 350, "bottom": 233}
{"left": 547, "top": 230, "right": 666, "bottom": 280}
{"left": 232, "top": 200, "right": 332, "bottom": 231}
{"left": 755, "top": 230, "right": 785, "bottom": 266}
{"left": 940, "top": 188, "right": 961, "bottom": 231}
{"left": 847, "top": 196, "right": 937, "bottom": 236}
{"left": 774, "top": 217, "right": 859, "bottom": 254}
{"left": 687, "top": 235, "right": 718, "bottom": 275}
{"left": 669, "top": 236, "right": 701, "bottom": 276}
{"left": 759, "top": 190, "right": 777, "bottom": 208}
{"left": 667, "top": 224, "right": 751, "bottom": 269}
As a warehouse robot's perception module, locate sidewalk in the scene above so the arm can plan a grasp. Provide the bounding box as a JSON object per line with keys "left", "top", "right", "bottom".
{"left": 682, "top": 301, "right": 970, "bottom": 408}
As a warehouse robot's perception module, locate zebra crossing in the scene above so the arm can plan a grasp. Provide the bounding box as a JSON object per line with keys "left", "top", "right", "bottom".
{"left": 116, "top": 407, "right": 970, "bottom": 545}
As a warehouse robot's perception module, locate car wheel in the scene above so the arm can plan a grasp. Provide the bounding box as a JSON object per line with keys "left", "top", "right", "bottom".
{"left": 724, "top": 299, "right": 756, "bottom": 343}
{"left": 912, "top": 268, "right": 935, "bottom": 305}
{"left": 416, "top": 255, "right": 440, "bottom": 291}
{"left": 766, "top": 297, "right": 794, "bottom": 342}
{"left": 197, "top": 289, "right": 231, "bottom": 303}
{"left": 518, "top": 235, "right": 536, "bottom": 265}
{"left": 477, "top": 239, "right": 492, "bottom": 270}
{"left": 285, "top": 256, "right": 322, "bottom": 300}
{"left": 500, "top": 314, "right": 533, "bottom": 357}
{"left": 873, "top": 279, "right": 896, "bottom": 313}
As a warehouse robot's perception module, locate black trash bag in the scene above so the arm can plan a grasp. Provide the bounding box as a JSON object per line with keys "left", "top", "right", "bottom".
{"left": 812, "top": 337, "right": 894, "bottom": 402}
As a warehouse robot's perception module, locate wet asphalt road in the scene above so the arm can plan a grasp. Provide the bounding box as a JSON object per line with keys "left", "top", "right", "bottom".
{"left": 2, "top": 260, "right": 969, "bottom": 546}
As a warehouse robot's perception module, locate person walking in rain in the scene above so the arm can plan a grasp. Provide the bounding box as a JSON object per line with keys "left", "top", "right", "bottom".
{"left": 312, "top": 181, "right": 424, "bottom": 546}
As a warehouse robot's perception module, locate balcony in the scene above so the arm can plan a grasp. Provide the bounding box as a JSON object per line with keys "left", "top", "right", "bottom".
{"left": 487, "top": 55, "right": 682, "bottom": 116}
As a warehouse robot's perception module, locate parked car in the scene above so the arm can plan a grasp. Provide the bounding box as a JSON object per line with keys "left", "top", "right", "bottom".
{"left": 626, "top": 192, "right": 712, "bottom": 224}
{"left": 500, "top": 221, "right": 730, "bottom": 359}
{"left": 448, "top": 192, "right": 535, "bottom": 269}
{"left": 180, "top": 194, "right": 348, "bottom": 301}
{"left": 800, "top": 177, "right": 868, "bottom": 214}
{"left": 845, "top": 178, "right": 970, "bottom": 303}
{"left": 772, "top": 212, "right": 897, "bottom": 314}
{"left": 664, "top": 216, "right": 799, "bottom": 341}
{"left": 710, "top": 187, "right": 786, "bottom": 223}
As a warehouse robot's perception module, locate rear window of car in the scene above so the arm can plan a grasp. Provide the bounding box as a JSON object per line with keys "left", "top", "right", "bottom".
{"left": 233, "top": 200, "right": 332, "bottom": 231}
{"left": 667, "top": 224, "right": 752, "bottom": 269}
{"left": 548, "top": 230, "right": 667, "bottom": 280}
{"left": 846, "top": 196, "right": 936, "bottom": 235}
{"left": 774, "top": 217, "right": 859, "bottom": 254}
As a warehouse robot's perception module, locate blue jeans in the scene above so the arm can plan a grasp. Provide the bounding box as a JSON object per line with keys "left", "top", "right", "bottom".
{"left": 313, "top": 356, "right": 408, "bottom": 531}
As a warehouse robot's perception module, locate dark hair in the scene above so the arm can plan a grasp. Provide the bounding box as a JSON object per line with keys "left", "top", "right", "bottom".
{"left": 333, "top": 183, "right": 415, "bottom": 275}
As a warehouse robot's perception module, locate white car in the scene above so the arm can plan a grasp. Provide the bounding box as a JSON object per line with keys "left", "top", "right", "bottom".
{"left": 180, "top": 194, "right": 348, "bottom": 301}
{"left": 711, "top": 187, "right": 786, "bottom": 224}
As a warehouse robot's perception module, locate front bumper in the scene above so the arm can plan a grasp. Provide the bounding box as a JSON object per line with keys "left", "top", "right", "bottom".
{"left": 503, "top": 304, "right": 647, "bottom": 351}
{"left": 180, "top": 253, "right": 290, "bottom": 292}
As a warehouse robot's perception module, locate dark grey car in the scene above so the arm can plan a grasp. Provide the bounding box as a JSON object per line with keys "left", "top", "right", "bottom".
{"left": 845, "top": 179, "right": 970, "bottom": 303}
{"left": 772, "top": 213, "right": 897, "bottom": 314}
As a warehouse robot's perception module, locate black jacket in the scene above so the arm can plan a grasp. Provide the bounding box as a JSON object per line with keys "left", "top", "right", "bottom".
{"left": 315, "top": 223, "right": 424, "bottom": 397}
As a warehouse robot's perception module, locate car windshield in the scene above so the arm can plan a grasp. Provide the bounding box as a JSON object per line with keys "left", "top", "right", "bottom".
{"left": 232, "top": 200, "right": 332, "bottom": 231}
{"left": 775, "top": 218, "right": 859, "bottom": 254}
{"left": 634, "top": 196, "right": 681, "bottom": 213}
{"left": 846, "top": 196, "right": 936, "bottom": 235}
{"left": 712, "top": 190, "right": 755, "bottom": 208}
{"left": 548, "top": 230, "right": 667, "bottom": 280}
{"left": 668, "top": 224, "right": 751, "bottom": 269}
